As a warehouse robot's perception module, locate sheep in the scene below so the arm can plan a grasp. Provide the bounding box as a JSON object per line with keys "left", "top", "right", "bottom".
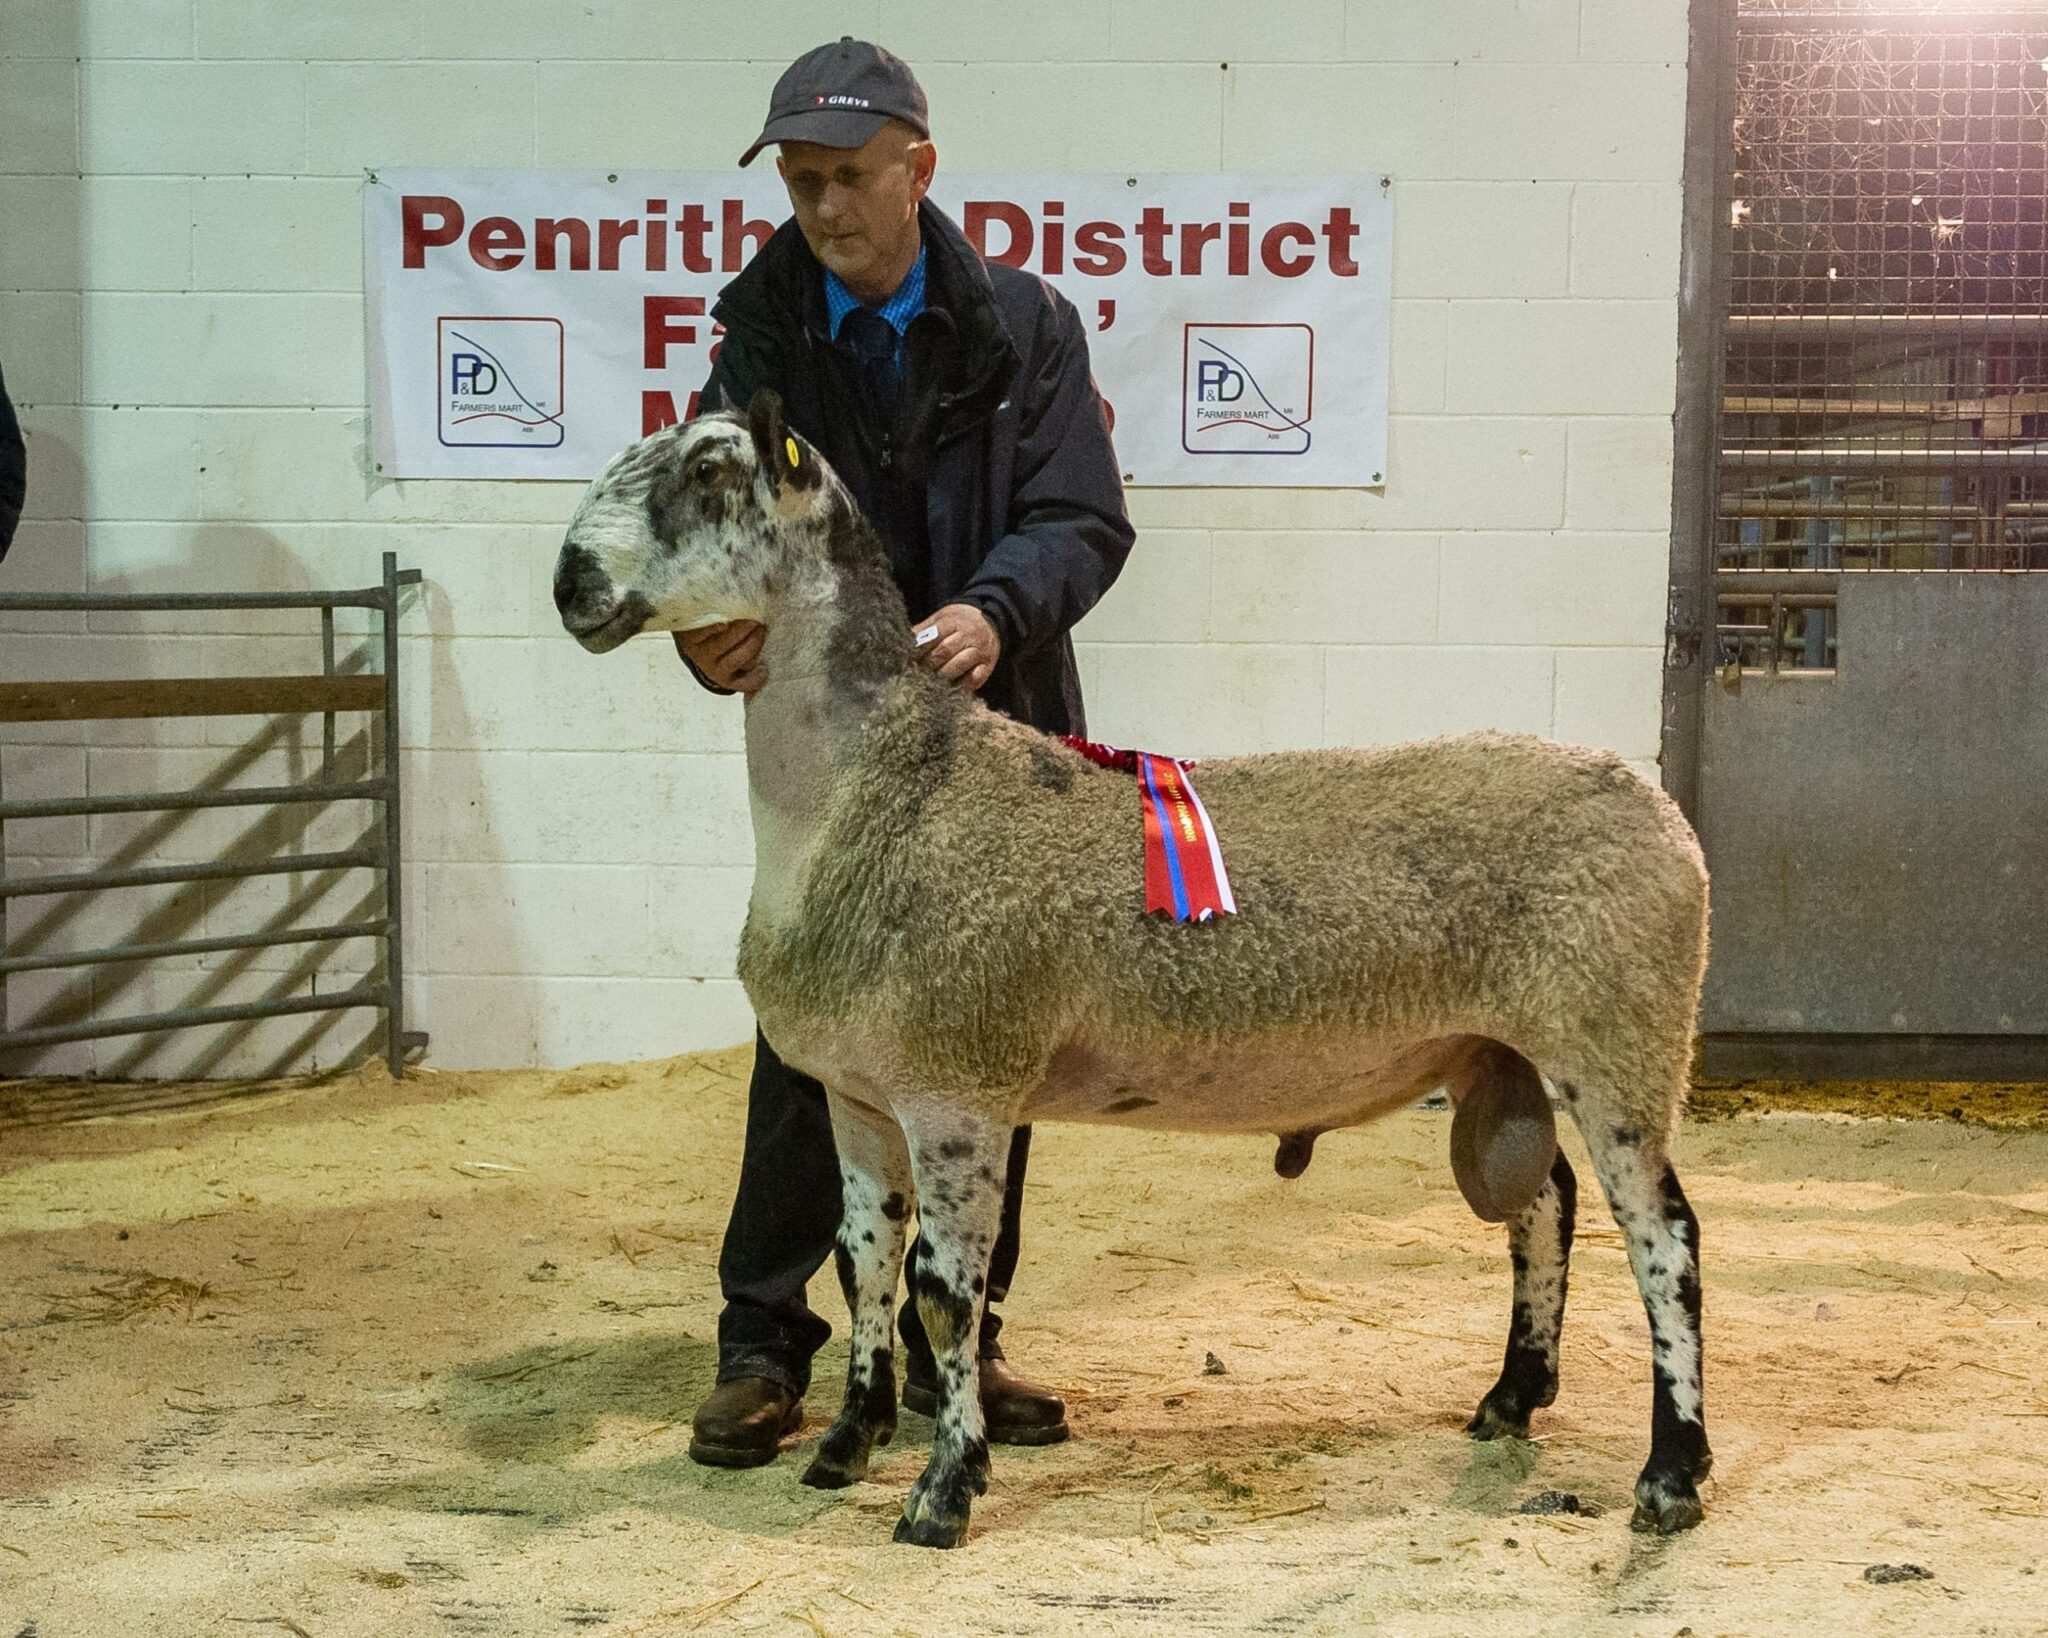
{"left": 553, "top": 391, "right": 1713, "bottom": 1551}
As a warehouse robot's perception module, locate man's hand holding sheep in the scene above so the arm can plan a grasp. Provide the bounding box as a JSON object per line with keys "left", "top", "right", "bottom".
{"left": 911, "top": 603, "right": 1000, "bottom": 692}
{"left": 676, "top": 604, "right": 999, "bottom": 695}
{"left": 674, "top": 622, "right": 769, "bottom": 694}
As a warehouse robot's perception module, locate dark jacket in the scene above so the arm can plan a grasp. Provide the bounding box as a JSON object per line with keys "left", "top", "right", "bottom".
{"left": 699, "top": 200, "right": 1133, "bottom": 735}
{"left": 0, "top": 363, "right": 24, "bottom": 563}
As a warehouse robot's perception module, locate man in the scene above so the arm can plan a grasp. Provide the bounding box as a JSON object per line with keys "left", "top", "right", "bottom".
{"left": 679, "top": 38, "right": 1133, "bottom": 1468}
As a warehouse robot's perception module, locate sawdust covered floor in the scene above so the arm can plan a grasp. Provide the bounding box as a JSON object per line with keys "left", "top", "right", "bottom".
{"left": 2, "top": 1054, "right": 2046, "bottom": 1638}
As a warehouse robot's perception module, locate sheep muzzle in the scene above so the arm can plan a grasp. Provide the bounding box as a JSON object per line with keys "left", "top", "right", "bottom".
{"left": 554, "top": 542, "right": 652, "bottom": 652}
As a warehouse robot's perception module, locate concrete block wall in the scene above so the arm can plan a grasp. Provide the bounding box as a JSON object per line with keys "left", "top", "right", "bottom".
{"left": 0, "top": 0, "right": 1690, "bottom": 1075}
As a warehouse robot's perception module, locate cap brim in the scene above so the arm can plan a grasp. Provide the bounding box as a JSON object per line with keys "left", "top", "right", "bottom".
{"left": 738, "top": 107, "right": 894, "bottom": 166}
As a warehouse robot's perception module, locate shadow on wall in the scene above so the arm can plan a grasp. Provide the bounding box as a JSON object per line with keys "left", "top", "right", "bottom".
{"left": 0, "top": 5, "right": 691, "bottom": 1078}
{"left": 0, "top": 0, "right": 514, "bottom": 1078}
{"left": 0, "top": 0, "right": 554, "bottom": 1081}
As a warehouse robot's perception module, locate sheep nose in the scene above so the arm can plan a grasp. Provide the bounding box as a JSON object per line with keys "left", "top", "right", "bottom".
{"left": 553, "top": 542, "right": 599, "bottom": 616}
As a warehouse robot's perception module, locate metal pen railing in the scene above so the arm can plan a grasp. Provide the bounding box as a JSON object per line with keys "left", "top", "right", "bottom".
{"left": 0, "top": 553, "right": 427, "bottom": 1077}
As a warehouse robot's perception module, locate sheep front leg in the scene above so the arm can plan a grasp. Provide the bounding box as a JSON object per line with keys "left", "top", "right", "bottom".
{"left": 891, "top": 1112, "right": 1010, "bottom": 1549}
{"left": 1469, "top": 1150, "right": 1577, "bottom": 1440}
{"left": 798, "top": 1093, "right": 912, "bottom": 1491}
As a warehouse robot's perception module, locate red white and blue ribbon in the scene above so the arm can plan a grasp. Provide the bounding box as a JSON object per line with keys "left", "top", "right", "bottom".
{"left": 1060, "top": 736, "right": 1238, "bottom": 922}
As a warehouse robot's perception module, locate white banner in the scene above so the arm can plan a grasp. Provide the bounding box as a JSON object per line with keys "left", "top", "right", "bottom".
{"left": 364, "top": 169, "right": 1390, "bottom": 487}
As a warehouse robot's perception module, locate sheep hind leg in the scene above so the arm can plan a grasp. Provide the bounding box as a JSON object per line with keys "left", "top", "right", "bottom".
{"left": 890, "top": 1112, "right": 1010, "bottom": 1549}
{"left": 1467, "top": 1149, "right": 1577, "bottom": 1441}
{"left": 1581, "top": 1113, "right": 1711, "bottom": 1534}
{"left": 799, "top": 1093, "right": 912, "bottom": 1491}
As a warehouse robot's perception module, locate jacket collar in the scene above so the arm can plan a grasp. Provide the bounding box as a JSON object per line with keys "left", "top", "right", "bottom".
{"left": 713, "top": 199, "right": 1020, "bottom": 418}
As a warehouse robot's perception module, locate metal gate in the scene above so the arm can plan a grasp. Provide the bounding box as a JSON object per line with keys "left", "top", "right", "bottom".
{"left": 0, "top": 556, "right": 428, "bottom": 1079}
{"left": 1670, "top": 2, "right": 2048, "bottom": 1078}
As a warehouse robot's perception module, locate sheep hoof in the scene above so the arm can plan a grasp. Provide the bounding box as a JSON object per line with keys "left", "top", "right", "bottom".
{"left": 799, "top": 1452, "right": 868, "bottom": 1490}
{"left": 799, "top": 1415, "right": 892, "bottom": 1488}
{"left": 1464, "top": 1399, "right": 1533, "bottom": 1443}
{"left": 893, "top": 1511, "right": 969, "bottom": 1549}
{"left": 1629, "top": 1476, "right": 1705, "bottom": 1535}
{"left": 1468, "top": 1350, "right": 1559, "bottom": 1441}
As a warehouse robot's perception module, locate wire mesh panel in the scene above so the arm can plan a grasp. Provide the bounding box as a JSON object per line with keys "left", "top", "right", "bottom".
{"left": 1720, "top": 4, "right": 2048, "bottom": 670}
{"left": 1693, "top": 5, "right": 2048, "bottom": 1071}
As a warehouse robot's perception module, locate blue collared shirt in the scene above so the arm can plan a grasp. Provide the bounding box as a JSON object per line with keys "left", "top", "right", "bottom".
{"left": 824, "top": 246, "right": 928, "bottom": 345}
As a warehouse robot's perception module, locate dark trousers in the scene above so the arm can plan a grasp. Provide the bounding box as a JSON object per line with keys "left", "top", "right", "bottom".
{"left": 715, "top": 1029, "right": 1032, "bottom": 1396}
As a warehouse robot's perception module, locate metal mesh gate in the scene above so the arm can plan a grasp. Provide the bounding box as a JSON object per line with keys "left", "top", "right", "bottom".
{"left": 1719, "top": 4, "right": 2048, "bottom": 671}
{"left": 1684, "top": 2, "right": 2048, "bottom": 1076}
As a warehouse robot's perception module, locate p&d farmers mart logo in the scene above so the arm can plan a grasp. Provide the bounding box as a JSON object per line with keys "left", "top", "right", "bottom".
{"left": 437, "top": 316, "right": 566, "bottom": 449}
{"left": 1182, "top": 323, "right": 1314, "bottom": 457}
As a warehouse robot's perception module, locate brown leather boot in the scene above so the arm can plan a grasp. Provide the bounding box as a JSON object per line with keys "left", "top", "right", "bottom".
{"left": 688, "top": 1376, "right": 804, "bottom": 1468}
{"left": 903, "top": 1352, "right": 1070, "bottom": 1447}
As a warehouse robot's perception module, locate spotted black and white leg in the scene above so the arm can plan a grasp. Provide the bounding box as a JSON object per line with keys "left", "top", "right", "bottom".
{"left": 798, "top": 1093, "right": 912, "bottom": 1491}
{"left": 889, "top": 1109, "right": 1010, "bottom": 1549}
{"left": 1468, "top": 1149, "right": 1577, "bottom": 1441}
{"left": 1584, "top": 1120, "right": 1710, "bottom": 1534}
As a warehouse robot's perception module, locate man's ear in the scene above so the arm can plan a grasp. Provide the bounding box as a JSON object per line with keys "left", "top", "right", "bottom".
{"left": 746, "top": 388, "right": 821, "bottom": 501}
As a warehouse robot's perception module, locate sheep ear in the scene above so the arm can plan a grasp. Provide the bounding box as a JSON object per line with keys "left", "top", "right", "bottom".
{"left": 745, "top": 388, "right": 821, "bottom": 507}
{"left": 745, "top": 389, "right": 787, "bottom": 489}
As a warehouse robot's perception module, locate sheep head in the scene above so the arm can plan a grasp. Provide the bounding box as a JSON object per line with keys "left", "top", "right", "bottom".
{"left": 553, "top": 390, "right": 833, "bottom": 653}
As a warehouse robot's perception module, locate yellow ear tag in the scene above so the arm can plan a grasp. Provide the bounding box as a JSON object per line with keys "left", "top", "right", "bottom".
{"left": 784, "top": 436, "right": 800, "bottom": 470}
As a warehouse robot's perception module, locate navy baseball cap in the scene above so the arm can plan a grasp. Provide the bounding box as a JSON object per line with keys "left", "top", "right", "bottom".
{"left": 739, "top": 37, "right": 930, "bottom": 166}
